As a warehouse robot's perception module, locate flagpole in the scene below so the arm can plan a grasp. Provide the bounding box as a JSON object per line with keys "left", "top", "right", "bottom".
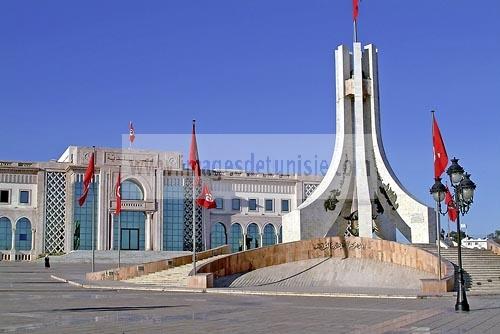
{"left": 192, "top": 170, "right": 197, "bottom": 275}
{"left": 436, "top": 201, "right": 442, "bottom": 280}
{"left": 446, "top": 182, "right": 451, "bottom": 239}
{"left": 353, "top": 0, "right": 359, "bottom": 43}
{"left": 118, "top": 165, "right": 121, "bottom": 268}
{"left": 354, "top": 20, "right": 358, "bottom": 43}
{"left": 203, "top": 212, "right": 207, "bottom": 251}
{"left": 91, "top": 146, "right": 96, "bottom": 272}
{"left": 431, "top": 111, "right": 442, "bottom": 280}
{"left": 192, "top": 122, "right": 197, "bottom": 276}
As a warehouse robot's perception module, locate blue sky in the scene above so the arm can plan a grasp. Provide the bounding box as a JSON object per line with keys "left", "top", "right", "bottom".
{"left": 1, "top": 1, "right": 499, "bottom": 237}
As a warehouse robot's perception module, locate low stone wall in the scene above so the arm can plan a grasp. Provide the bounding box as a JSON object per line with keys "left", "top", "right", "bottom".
{"left": 196, "top": 237, "right": 455, "bottom": 294}
{"left": 187, "top": 273, "right": 214, "bottom": 289}
{"left": 86, "top": 245, "right": 230, "bottom": 281}
{"left": 0, "top": 251, "right": 11, "bottom": 261}
{"left": 487, "top": 240, "right": 500, "bottom": 256}
{"left": 0, "top": 251, "right": 32, "bottom": 261}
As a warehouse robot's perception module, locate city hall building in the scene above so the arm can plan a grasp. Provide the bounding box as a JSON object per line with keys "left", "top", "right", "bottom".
{"left": 0, "top": 146, "right": 320, "bottom": 260}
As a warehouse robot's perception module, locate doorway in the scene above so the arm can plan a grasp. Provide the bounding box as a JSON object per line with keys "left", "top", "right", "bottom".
{"left": 120, "top": 228, "right": 139, "bottom": 250}
{"left": 113, "top": 211, "right": 146, "bottom": 250}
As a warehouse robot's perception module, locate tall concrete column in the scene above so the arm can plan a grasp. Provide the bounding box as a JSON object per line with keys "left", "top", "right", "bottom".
{"left": 31, "top": 229, "right": 36, "bottom": 251}
{"left": 353, "top": 42, "right": 373, "bottom": 238}
{"left": 259, "top": 233, "right": 263, "bottom": 248}
{"left": 10, "top": 228, "right": 16, "bottom": 261}
{"left": 242, "top": 233, "right": 247, "bottom": 251}
{"left": 11, "top": 228, "right": 16, "bottom": 251}
{"left": 110, "top": 213, "right": 114, "bottom": 250}
{"left": 145, "top": 213, "right": 153, "bottom": 251}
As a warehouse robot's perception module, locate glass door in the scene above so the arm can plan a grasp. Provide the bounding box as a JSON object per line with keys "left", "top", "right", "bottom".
{"left": 120, "top": 228, "right": 140, "bottom": 250}
{"left": 129, "top": 229, "right": 139, "bottom": 250}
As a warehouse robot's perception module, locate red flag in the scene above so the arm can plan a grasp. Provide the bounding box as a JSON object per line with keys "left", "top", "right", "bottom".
{"left": 196, "top": 185, "right": 216, "bottom": 209}
{"left": 115, "top": 170, "right": 122, "bottom": 215}
{"left": 129, "top": 121, "right": 135, "bottom": 144}
{"left": 189, "top": 121, "right": 201, "bottom": 184}
{"left": 432, "top": 113, "right": 449, "bottom": 178}
{"left": 353, "top": 0, "right": 359, "bottom": 21}
{"left": 78, "top": 152, "right": 95, "bottom": 206}
{"left": 445, "top": 186, "right": 458, "bottom": 222}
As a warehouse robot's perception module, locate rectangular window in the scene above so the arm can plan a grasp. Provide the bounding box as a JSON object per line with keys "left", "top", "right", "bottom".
{"left": 232, "top": 198, "right": 241, "bottom": 211}
{"left": 0, "top": 190, "right": 9, "bottom": 204}
{"left": 19, "top": 190, "right": 30, "bottom": 204}
{"left": 281, "top": 199, "right": 290, "bottom": 212}
{"left": 248, "top": 198, "right": 257, "bottom": 211}
{"left": 215, "top": 198, "right": 224, "bottom": 209}
{"left": 265, "top": 199, "right": 274, "bottom": 212}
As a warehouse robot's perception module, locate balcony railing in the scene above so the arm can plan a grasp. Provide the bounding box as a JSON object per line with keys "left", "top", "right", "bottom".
{"left": 109, "top": 199, "right": 156, "bottom": 212}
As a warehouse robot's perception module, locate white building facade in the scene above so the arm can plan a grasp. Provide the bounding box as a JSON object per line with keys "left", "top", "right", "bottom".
{"left": 0, "top": 146, "right": 320, "bottom": 260}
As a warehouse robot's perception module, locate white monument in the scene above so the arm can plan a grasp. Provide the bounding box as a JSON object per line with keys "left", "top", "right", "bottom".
{"left": 283, "top": 43, "right": 436, "bottom": 243}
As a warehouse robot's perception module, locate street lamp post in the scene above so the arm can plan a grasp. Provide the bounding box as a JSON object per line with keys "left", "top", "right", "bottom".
{"left": 430, "top": 157, "right": 476, "bottom": 312}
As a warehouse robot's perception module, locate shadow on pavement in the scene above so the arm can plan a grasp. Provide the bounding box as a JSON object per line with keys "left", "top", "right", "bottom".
{"left": 51, "top": 305, "right": 189, "bottom": 313}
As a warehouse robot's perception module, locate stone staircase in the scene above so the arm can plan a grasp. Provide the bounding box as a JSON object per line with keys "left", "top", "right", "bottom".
{"left": 125, "top": 255, "right": 227, "bottom": 288}
{"left": 415, "top": 243, "right": 500, "bottom": 293}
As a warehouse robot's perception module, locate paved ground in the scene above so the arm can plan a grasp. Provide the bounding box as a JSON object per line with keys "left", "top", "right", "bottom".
{"left": 1, "top": 262, "right": 500, "bottom": 333}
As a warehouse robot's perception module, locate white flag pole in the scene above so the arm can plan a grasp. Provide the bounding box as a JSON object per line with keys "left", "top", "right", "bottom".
{"left": 192, "top": 120, "right": 197, "bottom": 276}
{"left": 91, "top": 146, "right": 96, "bottom": 272}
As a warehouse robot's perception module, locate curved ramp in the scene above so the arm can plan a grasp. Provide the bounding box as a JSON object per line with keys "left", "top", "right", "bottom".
{"left": 196, "top": 237, "right": 455, "bottom": 294}
{"left": 216, "top": 258, "right": 433, "bottom": 294}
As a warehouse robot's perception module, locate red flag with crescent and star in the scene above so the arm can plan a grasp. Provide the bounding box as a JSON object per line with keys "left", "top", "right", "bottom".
{"left": 444, "top": 186, "right": 458, "bottom": 222}
{"left": 353, "top": 0, "right": 359, "bottom": 21}
{"left": 78, "top": 152, "right": 95, "bottom": 206}
{"left": 115, "top": 170, "right": 122, "bottom": 215}
{"left": 432, "top": 113, "right": 449, "bottom": 178}
{"left": 189, "top": 121, "right": 202, "bottom": 184}
{"left": 129, "top": 121, "right": 135, "bottom": 144}
{"left": 196, "top": 185, "right": 216, "bottom": 209}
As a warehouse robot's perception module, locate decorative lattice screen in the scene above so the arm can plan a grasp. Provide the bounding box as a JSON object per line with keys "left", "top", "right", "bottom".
{"left": 183, "top": 177, "right": 203, "bottom": 252}
{"left": 303, "top": 183, "right": 318, "bottom": 201}
{"left": 45, "top": 172, "right": 66, "bottom": 253}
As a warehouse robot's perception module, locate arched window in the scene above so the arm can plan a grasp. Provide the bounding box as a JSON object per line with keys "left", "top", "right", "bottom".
{"left": 15, "top": 218, "right": 32, "bottom": 251}
{"left": 229, "top": 223, "right": 243, "bottom": 253}
{"left": 121, "top": 180, "right": 144, "bottom": 200}
{"left": 262, "top": 224, "right": 277, "bottom": 247}
{"left": 211, "top": 222, "right": 227, "bottom": 249}
{"left": 246, "top": 223, "right": 260, "bottom": 249}
{"left": 0, "top": 217, "right": 12, "bottom": 250}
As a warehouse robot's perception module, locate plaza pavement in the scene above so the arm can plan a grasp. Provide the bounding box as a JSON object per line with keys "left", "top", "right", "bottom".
{"left": 1, "top": 261, "right": 499, "bottom": 333}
